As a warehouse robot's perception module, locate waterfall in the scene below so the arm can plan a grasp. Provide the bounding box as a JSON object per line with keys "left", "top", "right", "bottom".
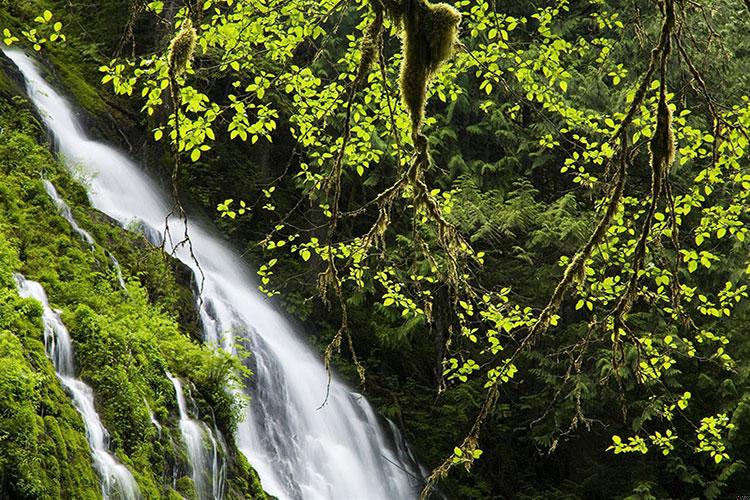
{"left": 14, "top": 274, "right": 141, "bottom": 500}
{"left": 166, "top": 371, "right": 226, "bottom": 500}
{"left": 6, "top": 48, "right": 425, "bottom": 500}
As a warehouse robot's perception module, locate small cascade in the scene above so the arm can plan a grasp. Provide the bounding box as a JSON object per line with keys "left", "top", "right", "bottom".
{"left": 108, "top": 252, "right": 128, "bottom": 291}
{"left": 386, "top": 420, "right": 424, "bottom": 475}
{"left": 144, "top": 399, "right": 162, "bottom": 438}
{"left": 43, "top": 179, "right": 127, "bottom": 292}
{"left": 42, "top": 179, "right": 94, "bottom": 246}
{"left": 209, "top": 427, "right": 228, "bottom": 500}
{"left": 166, "top": 371, "right": 226, "bottom": 499}
{"left": 15, "top": 274, "right": 141, "bottom": 500}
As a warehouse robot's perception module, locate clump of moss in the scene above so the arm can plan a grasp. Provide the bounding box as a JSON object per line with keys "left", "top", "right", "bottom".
{"left": 176, "top": 475, "right": 198, "bottom": 500}
{"left": 398, "top": 0, "right": 461, "bottom": 132}
{"left": 424, "top": 3, "right": 461, "bottom": 66}
{"left": 355, "top": 7, "right": 384, "bottom": 83}
{"left": 649, "top": 88, "right": 675, "bottom": 174}
{"left": 168, "top": 18, "right": 197, "bottom": 76}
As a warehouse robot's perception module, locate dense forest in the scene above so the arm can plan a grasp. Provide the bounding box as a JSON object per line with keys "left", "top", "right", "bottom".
{"left": 1, "top": 0, "right": 750, "bottom": 498}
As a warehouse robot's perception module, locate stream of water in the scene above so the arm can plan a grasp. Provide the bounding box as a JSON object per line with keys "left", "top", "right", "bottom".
{"left": 43, "top": 178, "right": 94, "bottom": 246}
{"left": 166, "top": 371, "right": 226, "bottom": 499}
{"left": 15, "top": 274, "right": 141, "bottom": 500}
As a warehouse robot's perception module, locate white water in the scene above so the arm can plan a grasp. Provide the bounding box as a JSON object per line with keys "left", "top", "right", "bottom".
{"left": 6, "top": 48, "right": 425, "bottom": 500}
{"left": 43, "top": 178, "right": 94, "bottom": 246}
{"left": 14, "top": 274, "right": 141, "bottom": 500}
{"left": 166, "top": 371, "right": 226, "bottom": 499}
{"left": 43, "top": 177, "right": 127, "bottom": 293}
{"left": 144, "top": 399, "right": 163, "bottom": 438}
{"left": 108, "top": 252, "right": 128, "bottom": 291}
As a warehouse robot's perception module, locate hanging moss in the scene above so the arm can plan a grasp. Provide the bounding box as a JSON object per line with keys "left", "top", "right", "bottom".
{"left": 649, "top": 89, "right": 675, "bottom": 174}
{"left": 355, "top": 6, "right": 384, "bottom": 83}
{"left": 167, "top": 18, "right": 196, "bottom": 76}
{"left": 397, "top": 0, "right": 461, "bottom": 132}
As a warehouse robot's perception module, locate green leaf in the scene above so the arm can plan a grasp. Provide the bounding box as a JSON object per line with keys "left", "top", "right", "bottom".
{"left": 147, "top": 1, "right": 164, "bottom": 13}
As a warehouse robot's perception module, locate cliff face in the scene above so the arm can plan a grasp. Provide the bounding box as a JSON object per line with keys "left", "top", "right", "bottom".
{"left": 0, "top": 46, "right": 268, "bottom": 500}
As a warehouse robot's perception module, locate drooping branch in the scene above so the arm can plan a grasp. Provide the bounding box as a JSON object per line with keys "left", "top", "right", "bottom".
{"left": 613, "top": 0, "right": 675, "bottom": 328}
{"left": 319, "top": 0, "right": 470, "bottom": 394}
{"left": 420, "top": 2, "right": 678, "bottom": 496}
{"left": 317, "top": 3, "right": 385, "bottom": 401}
{"left": 525, "top": 0, "right": 677, "bottom": 345}
{"left": 163, "top": 16, "right": 207, "bottom": 296}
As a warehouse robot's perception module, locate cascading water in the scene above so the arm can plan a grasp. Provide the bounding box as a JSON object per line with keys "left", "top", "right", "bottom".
{"left": 166, "top": 371, "right": 226, "bottom": 500}
{"left": 144, "top": 399, "right": 163, "bottom": 438}
{"left": 108, "top": 252, "right": 128, "bottom": 291}
{"left": 6, "top": 48, "right": 426, "bottom": 499}
{"left": 43, "top": 177, "right": 127, "bottom": 292}
{"left": 14, "top": 274, "right": 141, "bottom": 500}
{"left": 43, "top": 178, "right": 94, "bottom": 246}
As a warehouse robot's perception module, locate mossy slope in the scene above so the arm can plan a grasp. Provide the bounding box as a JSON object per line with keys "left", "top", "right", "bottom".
{"left": 0, "top": 58, "right": 267, "bottom": 500}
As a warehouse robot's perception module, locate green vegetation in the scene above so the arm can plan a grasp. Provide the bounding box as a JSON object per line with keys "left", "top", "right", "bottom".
{"left": 0, "top": 239, "right": 100, "bottom": 499}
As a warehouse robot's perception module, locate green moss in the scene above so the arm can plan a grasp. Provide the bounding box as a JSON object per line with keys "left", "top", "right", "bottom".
{"left": 168, "top": 18, "right": 196, "bottom": 76}
{"left": 47, "top": 50, "right": 109, "bottom": 116}
{"left": 0, "top": 241, "right": 101, "bottom": 499}
{"left": 226, "top": 451, "right": 271, "bottom": 499}
{"left": 398, "top": 0, "right": 461, "bottom": 131}
{"left": 176, "top": 476, "right": 198, "bottom": 500}
{"left": 0, "top": 67, "right": 17, "bottom": 96}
